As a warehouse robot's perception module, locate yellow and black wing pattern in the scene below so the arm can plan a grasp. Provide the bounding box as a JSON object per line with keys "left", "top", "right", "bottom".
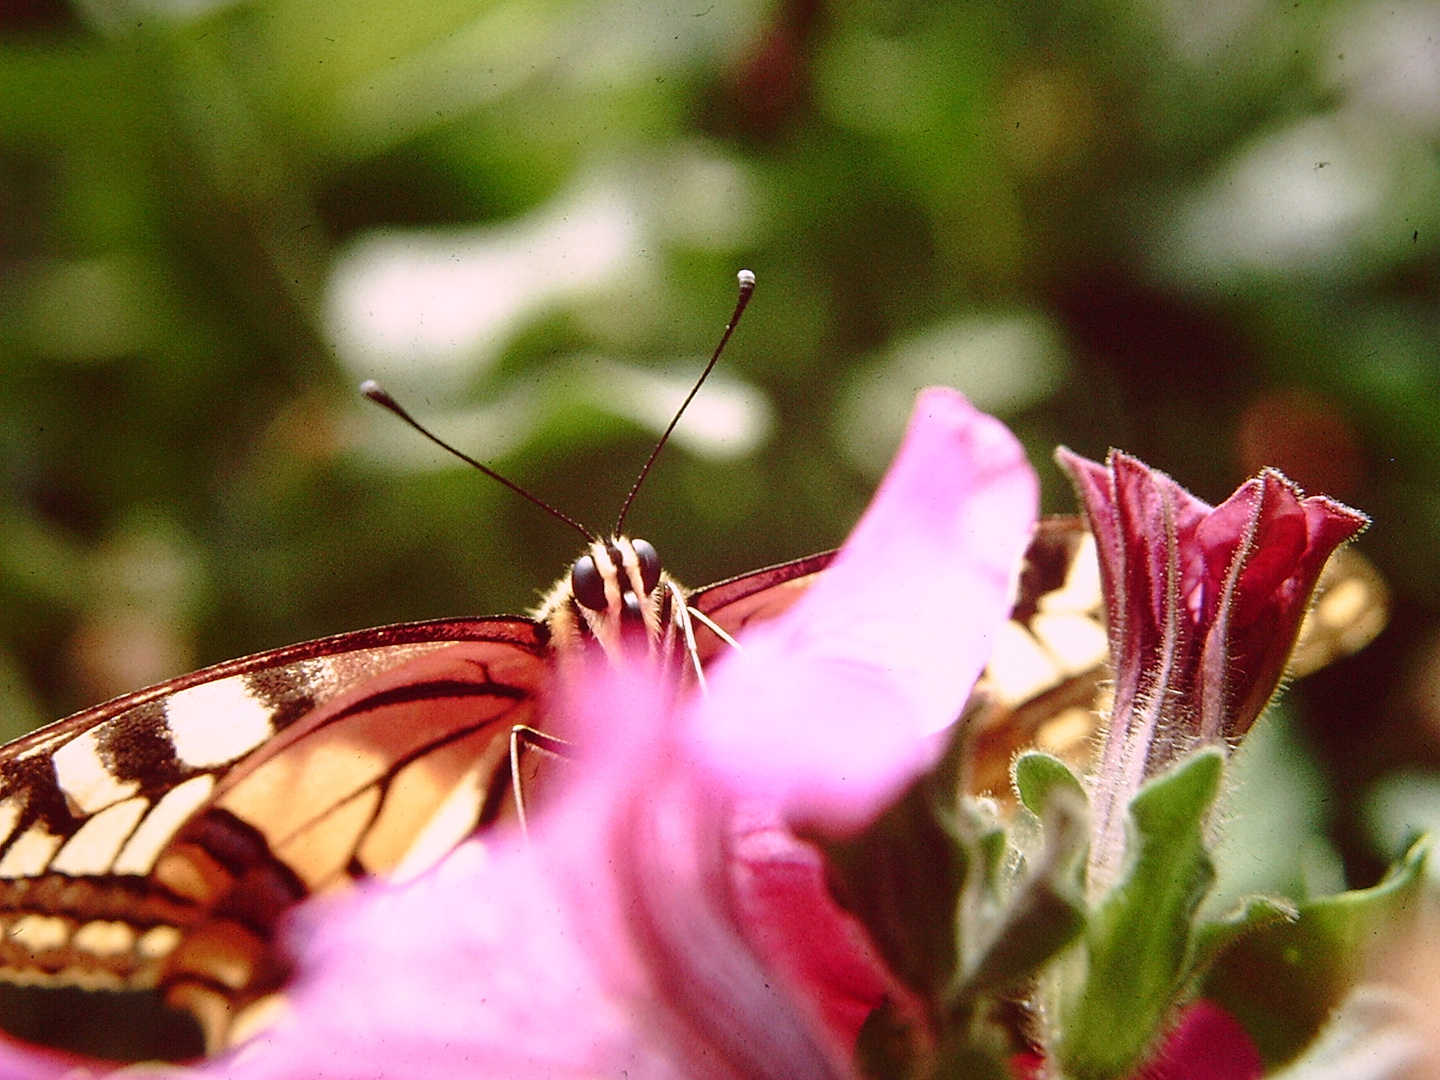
{"left": 0, "top": 618, "right": 546, "bottom": 1044}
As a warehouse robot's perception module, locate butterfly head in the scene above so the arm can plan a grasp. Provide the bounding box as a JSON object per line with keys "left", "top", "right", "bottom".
{"left": 540, "top": 536, "right": 677, "bottom": 666}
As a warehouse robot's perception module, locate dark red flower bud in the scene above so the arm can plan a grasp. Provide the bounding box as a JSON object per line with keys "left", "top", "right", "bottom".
{"left": 1057, "top": 449, "right": 1368, "bottom": 880}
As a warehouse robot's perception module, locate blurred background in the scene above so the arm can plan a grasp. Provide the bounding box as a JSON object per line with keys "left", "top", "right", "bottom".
{"left": 2, "top": 0, "right": 1440, "bottom": 1058}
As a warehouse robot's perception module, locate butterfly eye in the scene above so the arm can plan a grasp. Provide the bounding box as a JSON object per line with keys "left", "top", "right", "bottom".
{"left": 632, "top": 538, "right": 661, "bottom": 594}
{"left": 571, "top": 554, "right": 609, "bottom": 611}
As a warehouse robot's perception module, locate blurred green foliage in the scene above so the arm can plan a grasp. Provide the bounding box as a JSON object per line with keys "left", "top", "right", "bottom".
{"left": 2, "top": 0, "right": 1439, "bottom": 996}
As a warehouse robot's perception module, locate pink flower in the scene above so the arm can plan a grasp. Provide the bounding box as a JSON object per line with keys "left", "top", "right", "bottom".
{"left": 1056, "top": 449, "right": 1367, "bottom": 889}
{"left": 1130, "top": 1001, "right": 1265, "bottom": 1080}
{"left": 0, "top": 388, "right": 1038, "bottom": 1079}
{"left": 0, "top": 1039, "right": 83, "bottom": 1079}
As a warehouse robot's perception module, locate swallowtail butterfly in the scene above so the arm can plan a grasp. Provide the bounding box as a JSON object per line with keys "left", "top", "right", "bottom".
{"left": 0, "top": 274, "right": 1388, "bottom": 1059}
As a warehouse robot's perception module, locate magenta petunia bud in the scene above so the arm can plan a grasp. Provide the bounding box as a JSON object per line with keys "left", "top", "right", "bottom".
{"left": 1056, "top": 448, "right": 1368, "bottom": 886}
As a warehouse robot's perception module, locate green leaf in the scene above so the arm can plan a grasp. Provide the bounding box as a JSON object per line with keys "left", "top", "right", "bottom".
{"left": 1014, "top": 750, "right": 1087, "bottom": 821}
{"left": 1055, "top": 747, "right": 1225, "bottom": 1080}
{"left": 951, "top": 755, "right": 1088, "bottom": 1003}
{"left": 1187, "top": 895, "right": 1297, "bottom": 986}
{"left": 1202, "top": 837, "right": 1429, "bottom": 1067}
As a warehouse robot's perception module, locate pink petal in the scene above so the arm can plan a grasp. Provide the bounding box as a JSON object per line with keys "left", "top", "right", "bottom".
{"left": 1108, "top": 452, "right": 1210, "bottom": 633}
{"left": 1194, "top": 470, "right": 1367, "bottom": 738}
{"left": 1132, "top": 1001, "right": 1264, "bottom": 1080}
{"left": 204, "top": 841, "right": 693, "bottom": 1080}
{"left": 1194, "top": 472, "right": 1308, "bottom": 627}
{"left": 0, "top": 1035, "right": 89, "bottom": 1080}
{"left": 555, "top": 666, "right": 862, "bottom": 1079}
{"left": 729, "top": 808, "right": 919, "bottom": 1049}
{"left": 202, "top": 666, "right": 855, "bottom": 1080}
{"left": 691, "top": 388, "right": 1038, "bottom": 831}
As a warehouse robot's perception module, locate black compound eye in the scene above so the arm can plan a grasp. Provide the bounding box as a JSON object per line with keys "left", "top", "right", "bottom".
{"left": 570, "top": 554, "right": 608, "bottom": 611}
{"left": 632, "top": 538, "right": 661, "bottom": 595}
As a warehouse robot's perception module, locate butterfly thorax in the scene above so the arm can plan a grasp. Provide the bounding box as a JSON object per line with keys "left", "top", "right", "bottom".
{"left": 533, "top": 536, "right": 688, "bottom": 672}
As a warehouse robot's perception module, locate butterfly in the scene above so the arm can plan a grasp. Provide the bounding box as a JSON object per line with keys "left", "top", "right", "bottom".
{"left": 0, "top": 274, "right": 1390, "bottom": 1059}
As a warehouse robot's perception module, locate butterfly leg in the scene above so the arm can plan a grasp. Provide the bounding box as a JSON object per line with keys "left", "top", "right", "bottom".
{"left": 687, "top": 606, "right": 743, "bottom": 654}
{"left": 509, "top": 725, "right": 570, "bottom": 835}
{"left": 666, "top": 581, "right": 709, "bottom": 693}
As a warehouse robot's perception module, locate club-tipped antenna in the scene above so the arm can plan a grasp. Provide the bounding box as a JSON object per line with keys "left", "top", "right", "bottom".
{"left": 613, "top": 269, "right": 756, "bottom": 535}
{"left": 361, "top": 380, "right": 597, "bottom": 544}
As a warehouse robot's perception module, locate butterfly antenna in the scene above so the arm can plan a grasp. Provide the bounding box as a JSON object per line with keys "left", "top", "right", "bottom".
{"left": 361, "top": 380, "right": 597, "bottom": 544}
{"left": 613, "top": 268, "right": 756, "bottom": 535}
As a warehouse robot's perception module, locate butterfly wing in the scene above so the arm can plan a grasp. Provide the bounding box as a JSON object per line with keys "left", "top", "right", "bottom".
{"left": 960, "top": 518, "right": 1110, "bottom": 795}
{"left": 1288, "top": 545, "right": 1389, "bottom": 677}
{"left": 0, "top": 618, "right": 546, "bottom": 1046}
{"left": 688, "top": 550, "right": 835, "bottom": 663}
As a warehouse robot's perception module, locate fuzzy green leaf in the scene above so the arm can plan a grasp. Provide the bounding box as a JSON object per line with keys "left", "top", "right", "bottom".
{"left": 952, "top": 756, "right": 1088, "bottom": 1002}
{"left": 1188, "top": 895, "right": 1297, "bottom": 986}
{"left": 1203, "top": 837, "right": 1429, "bottom": 1067}
{"left": 1055, "top": 747, "right": 1225, "bottom": 1080}
{"left": 1014, "top": 750, "right": 1087, "bottom": 821}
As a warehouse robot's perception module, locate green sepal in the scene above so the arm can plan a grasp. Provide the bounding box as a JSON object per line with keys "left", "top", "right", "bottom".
{"left": 1202, "top": 836, "right": 1429, "bottom": 1067}
{"left": 949, "top": 753, "right": 1089, "bottom": 1003}
{"left": 1014, "top": 750, "right": 1088, "bottom": 824}
{"left": 930, "top": 1027, "right": 1018, "bottom": 1080}
{"left": 1187, "top": 895, "right": 1297, "bottom": 986}
{"left": 1055, "top": 747, "right": 1225, "bottom": 1080}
